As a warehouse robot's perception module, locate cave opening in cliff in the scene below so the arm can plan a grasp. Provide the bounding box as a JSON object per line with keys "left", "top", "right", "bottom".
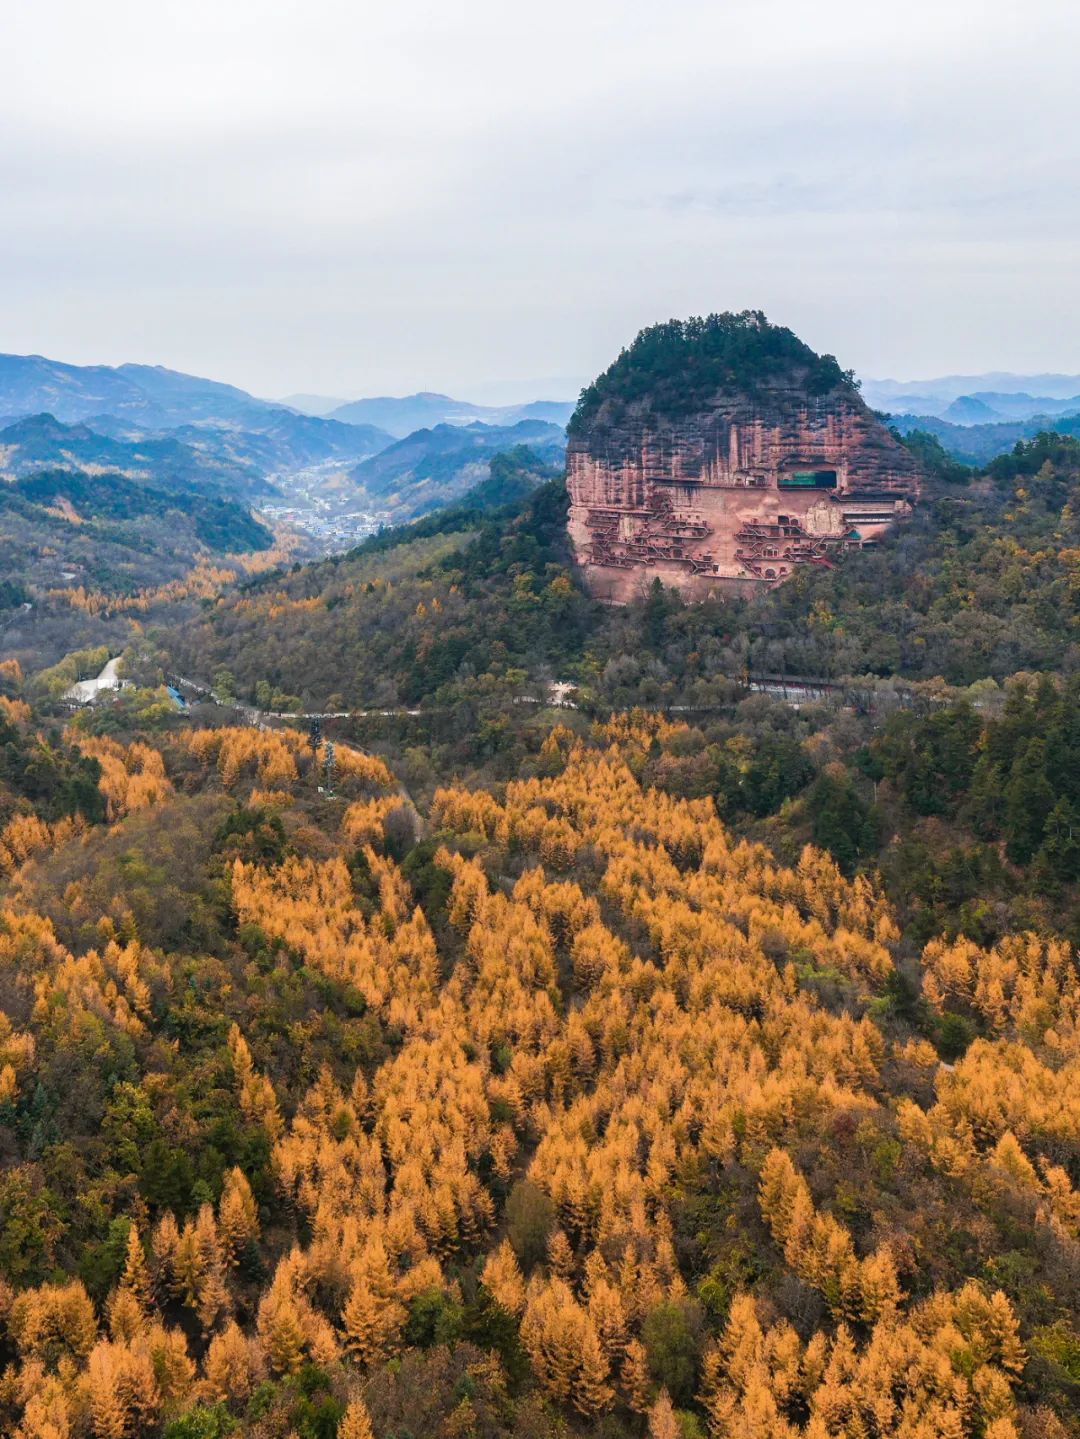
{"left": 778, "top": 468, "right": 838, "bottom": 489}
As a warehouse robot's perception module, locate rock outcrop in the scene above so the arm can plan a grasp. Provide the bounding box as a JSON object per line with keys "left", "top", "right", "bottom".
{"left": 566, "top": 314, "right": 921, "bottom": 602}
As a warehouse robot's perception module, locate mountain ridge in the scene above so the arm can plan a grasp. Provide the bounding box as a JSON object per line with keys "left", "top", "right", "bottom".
{"left": 348, "top": 418, "right": 567, "bottom": 517}
{"left": 862, "top": 370, "right": 1080, "bottom": 405}
{"left": 889, "top": 409, "right": 1080, "bottom": 464}
{"left": 0, "top": 412, "right": 271, "bottom": 498}
{"left": 0, "top": 353, "right": 394, "bottom": 475}
{"left": 329, "top": 391, "right": 574, "bottom": 437}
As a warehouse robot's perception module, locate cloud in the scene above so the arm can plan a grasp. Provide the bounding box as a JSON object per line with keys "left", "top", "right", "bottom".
{"left": 1, "top": 0, "right": 1078, "bottom": 394}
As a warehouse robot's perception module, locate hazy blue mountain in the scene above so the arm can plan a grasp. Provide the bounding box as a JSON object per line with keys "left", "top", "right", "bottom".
{"left": 967, "top": 391, "right": 1080, "bottom": 421}
{"left": 513, "top": 400, "right": 575, "bottom": 425}
{"left": 878, "top": 387, "right": 1080, "bottom": 426}
{"left": 330, "top": 392, "right": 487, "bottom": 435}
{"left": 0, "top": 408, "right": 393, "bottom": 498}
{"left": 942, "top": 396, "right": 1006, "bottom": 424}
{"left": 460, "top": 375, "right": 587, "bottom": 406}
{"left": 863, "top": 371, "right": 1080, "bottom": 411}
{"left": 0, "top": 352, "right": 394, "bottom": 475}
{"left": 330, "top": 391, "right": 574, "bottom": 438}
{"left": 168, "top": 413, "right": 392, "bottom": 473}
{"left": 867, "top": 392, "right": 948, "bottom": 417}
{"left": 0, "top": 353, "right": 276, "bottom": 427}
{"left": 349, "top": 419, "right": 567, "bottom": 517}
{"left": 0, "top": 354, "right": 143, "bottom": 424}
{"left": 111, "top": 362, "right": 270, "bottom": 424}
{"left": 277, "top": 393, "right": 349, "bottom": 416}
{"left": 84, "top": 410, "right": 390, "bottom": 472}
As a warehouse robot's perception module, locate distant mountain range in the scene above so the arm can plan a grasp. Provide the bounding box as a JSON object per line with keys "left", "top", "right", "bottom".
{"left": 0, "top": 354, "right": 392, "bottom": 477}
{"left": 326, "top": 391, "right": 575, "bottom": 438}
{"left": 889, "top": 410, "right": 1080, "bottom": 465}
{"left": 917, "top": 391, "right": 1080, "bottom": 426}
{"left": 0, "top": 357, "right": 574, "bottom": 508}
{"left": 0, "top": 413, "right": 269, "bottom": 498}
{"left": 867, "top": 373, "right": 1080, "bottom": 461}
{"left": 0, "top": 353, "right": 275, "bottom": 429}
{"left": 95, "top": 411, "right": 390, "bottom": 475}
{"left": 13, "top": 352, "right": 1080, "bottom": 516}
{"left": 350, "top": 419, "right": 568, "bottom": 517}
{"left": 862, "top": 371, "right": 1080, "bottom": 426}
{"left": 863, "top": 371, "right": 1080, "bottom": 404}
{"left": 277, "top": 392, "right": 348, "bottom": 416}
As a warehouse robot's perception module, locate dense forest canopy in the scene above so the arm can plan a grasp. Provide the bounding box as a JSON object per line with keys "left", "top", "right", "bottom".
{"left": 7, "top": 468, "right": 272, "bottom": 553}
{"left": 0, "top": 671, "right": 1077, "bottom": 1437}
{"left": 0, "top": 465, "right": 291, "bottom": 678}
{"left": 568, "top": 312, "right": 854, "bottom": 435}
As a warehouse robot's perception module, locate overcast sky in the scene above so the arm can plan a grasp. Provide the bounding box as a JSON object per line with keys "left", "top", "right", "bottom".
{"left": 3, "top": 0, "right": 1078, "bottom": 401}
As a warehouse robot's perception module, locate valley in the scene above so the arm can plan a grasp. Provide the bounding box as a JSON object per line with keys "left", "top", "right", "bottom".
{"left": 258, "top": 462, "right": 392, "bottom": 554}
{"left": 0, "top": 354, "right": 573, "bottom": 670}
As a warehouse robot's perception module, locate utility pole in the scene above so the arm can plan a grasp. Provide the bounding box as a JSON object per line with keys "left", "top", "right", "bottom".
{"left": 309, "top": 716, "right": 322, "bottom": 789}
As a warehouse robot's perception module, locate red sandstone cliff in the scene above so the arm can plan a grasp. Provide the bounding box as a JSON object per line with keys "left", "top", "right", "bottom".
{"left": 566, "top": 325, "right": 921, "bottom": 603}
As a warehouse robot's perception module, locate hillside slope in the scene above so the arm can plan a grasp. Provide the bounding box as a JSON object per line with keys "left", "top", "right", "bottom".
{"left": 889, "top": 409, "right": 1080, "bottom": 464}
{"left": 0, "top": 413, "right": 269, "bottom": 497}
{"left": 0, "top": 682, "right": 1076, "bottom": 1435}
{"left": 165, "top": 473, "right": 583, "bottom": 710}
{"left": 0, "top": 464, "right": 270, "bottom": 595}
{"left": 349, "top": 419, "right": 567, "bottom": 517}
{"left": 0, "top": 464, "right": 279, "bottom": 673}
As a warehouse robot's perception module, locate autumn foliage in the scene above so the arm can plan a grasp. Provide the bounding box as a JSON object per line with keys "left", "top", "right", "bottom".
{"left": 0, "top": 711, "right": 1074, "bottom": 1438}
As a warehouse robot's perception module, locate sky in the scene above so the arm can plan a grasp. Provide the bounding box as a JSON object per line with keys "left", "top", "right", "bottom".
{"left": 3, "top": 0, "right": 1079, "bottom": 402}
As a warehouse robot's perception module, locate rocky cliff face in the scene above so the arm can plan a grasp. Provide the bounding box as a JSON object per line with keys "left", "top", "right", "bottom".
{"left": 567, "top": 374, "right": 922, "bottom": 603}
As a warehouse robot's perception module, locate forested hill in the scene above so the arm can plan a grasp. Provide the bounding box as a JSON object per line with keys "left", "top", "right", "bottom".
{"left": 889, "top": 408, "right": 1080, "bottom": 466}
{"left": 164, "top": 470, "right": 585, "bottom": 712}
{"left": 348, "top": 420, "right": 567, "bottom": 518}
{"left": 0, "top": 413, "right": 268, "bottom": 498}
{"left": 0, "top": 466, "right": 276, "bottom": 673}
{"left": 8, "top": 468, "right": 272, "bottom": 553}
{"left": 568, "top": 310, "right": 854, "bottom": 434}
{"left": 0, "top": 672, "right": 1079, "bottom": 1434}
